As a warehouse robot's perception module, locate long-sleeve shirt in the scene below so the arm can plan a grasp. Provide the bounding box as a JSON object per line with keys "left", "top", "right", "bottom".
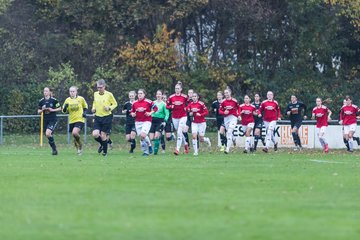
{"left": 187, "top": 101, "right": 208, "bottom": 123}
{"left": 152, "top": 101, "right": 169, "bottom": 121}
{"left": 92, "top": 90, "right": 118, "bottom": 117}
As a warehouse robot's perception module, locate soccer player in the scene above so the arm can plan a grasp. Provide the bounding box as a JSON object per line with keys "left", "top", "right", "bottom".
{"left": 184, "top": 89, "right": 194, "bottom": 147}
{"left": 252, "top": 93, "right": 266, "bottom": 152}
{"left": 339, "top": 96, "right": 360, "bottom": 152}
{"left": 257, "top": 91, "right": 281, "bottom": 153}
{"left": 122, "top": 91, "right": 136, "bottom": 153}
{"left": 130, "top": 89, "right": 157, "bottom": 156}
{"left": 285, "top": 95, "right": 307, "bottom": 150}
{"left": 238, "top": 95, "right": 257, "bottom": 153}
{"left": 91, "top": 79, "right": 118, "bottom": 157}
{"left": 187, "top": 92, "right": 211, "bottom": 155}
{"left": 38, "top": 87, "right": 61, "bottom": 155}
{"left": 149, "top": 90, "right": 169, "bottom": 155}
{"left": 341, "top": 98, "right": 360, "bottom": 151}
{"left": 62, "top": 86, "right": 88, "bottom": 155}
{"left": 166, "top": 81, "right": 189, "bottom": 155}
{"left": 212, "top": 91, "right": 227, "bottom": 151}
{"left": 312, "top": 98, "right": 332, "bottom": 153}
{"left": 219, "top": 87, "right": 239, "bottom": 154}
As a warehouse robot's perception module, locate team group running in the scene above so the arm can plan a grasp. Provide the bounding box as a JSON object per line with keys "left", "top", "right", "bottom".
{"left": 38, "top": 79, "right": 360, "bottom": 156}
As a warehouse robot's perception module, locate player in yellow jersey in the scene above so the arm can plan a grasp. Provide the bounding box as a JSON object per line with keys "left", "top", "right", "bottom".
{"left": 62, "top": 86, "right": 88, "bottom": 155}
{"left": 91, "top": 79, "right": 118, "bottom": 156}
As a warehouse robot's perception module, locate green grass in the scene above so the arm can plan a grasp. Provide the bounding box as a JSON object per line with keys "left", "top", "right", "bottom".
{"left": 0, "top": 142, "right": 360, "bottom": 240}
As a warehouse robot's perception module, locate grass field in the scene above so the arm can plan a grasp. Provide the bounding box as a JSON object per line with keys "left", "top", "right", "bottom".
{"left": 1, "top": 141, "right": 360, "bottom": 240}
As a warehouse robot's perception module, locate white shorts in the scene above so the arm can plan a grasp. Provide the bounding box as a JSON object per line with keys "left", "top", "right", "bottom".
{"left": 242, "top": 122, "right": 255, "bottom": 132}
{"left": 264, "top": 121, "right": 277, "bottom": 131}
{"left": 135, "top": 121, "right": 151, "bottom": 136}
{"left": 224, "top": 115, "right": 238, "bottom": 131}
{"left": 191, "top": 122, "right": 206, "bottom": 136}
{"left": 172, "top": 117, "right": 187, "bottom": 131}
{"left": 316, "top": 126, "right": 327, "bottom": 136}
{"left": 343, "top": 124, "right": 356, "bottom": 135}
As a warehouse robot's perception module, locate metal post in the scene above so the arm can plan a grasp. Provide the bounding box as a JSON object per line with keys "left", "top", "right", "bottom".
{"left": 67, "top": 116, "right": 70, "bottom": 144}
{"left": 0, "top": 116, "right": 3, "bottom": 145}
{"left": 84, "top": 117, "right": 87, "bottom": 144}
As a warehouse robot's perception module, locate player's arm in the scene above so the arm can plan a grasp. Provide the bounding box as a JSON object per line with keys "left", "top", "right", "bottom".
{"left": 302, "top": 102, "right": 308, "bottom": 119}
{"left": 338, "top": 108, "right": 343, "bottom": 124}
{"left": 166, "top": 98, "right": 173, "bottom": 109}
{"left": 51, "top": 99, "right": 62, "bottom": 112}
{"left": 277, "top": 104, "right": 281, "bottom": 120}
{"left": 122, "top": 103, "right": 128, "bottom": 114}
{"left": 164, "top": 105, "right": 170, "bottom": 122}
{"left": 62, "top": 99, "right": 69, "bottom": 113}
{"left": 201, "top": 104, "right": 209, "bottom": 117}
{"left": 81, "top": 97, "right": 88, "bottom": 117}
{"left": 38, "top": 101, "right": 44, "bottom": 114}
{"left": 328, "top": 108, "right": 332, "bottom": 121}
{"left": 107, "top": 93, "right": 118, "bottom": 112}
{"left": 91, "top": 94, "right": 96, "bottom": 113}
{"left": 257, "top": 103, "right": 263, "bottom": 117}
{"left": 286, "top": 104, "right": 291, "bottom": 116}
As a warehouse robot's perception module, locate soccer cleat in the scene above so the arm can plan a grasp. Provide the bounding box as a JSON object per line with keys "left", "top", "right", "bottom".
{"left": 193, "top": 152, "right": 198, "bottom": 156}
{"left": 98, "top": 145, "right": 103, "bottom": 154}
{"left": 250, "top": 148, "right": 254, "bottom": 153}
{"left": 77, "top": 149, "right": 82, "bottom": 155}
{"left": 161, "top": 150, "right": 166, "bottom": 154}
{"left": 274, "top": 143, "right": 278, "bottom": 151}
{"left": 102, "top": 152, "right": 108, "bottom": 157}
{"left": 184, "top": 144, "right": 189, "bottom": 154}
{"left": 174, "top": 150, "right": 179, "bottom": 155}
{"left": 243, "top": 150, "right": 248, "bottom": 154}
{"left": 142, "top": 153, "right": 149, "bottom": 156}
{"left": 324, "top": 144, "right": 329, "bottom": 153}
{"left": 149, "top": 146, "right": 153, "bottom": 154}
{"left": 224, "top": 150, "right": 229, "bottom": 154}
{"left": 220, "top": 145, "right": 225, "bottom": 152}
{"left": 129, "top": 149, "right": 134, "bottom": 153}
{"left": 262, "top": 148, "right": 268, "bottom": 153}
{"left": 52, "top": 150, "right": 58, "bottom": 155}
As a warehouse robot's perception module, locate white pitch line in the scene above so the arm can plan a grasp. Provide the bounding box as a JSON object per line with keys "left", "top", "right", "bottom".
{"left": 309, "top": 159, "right": 346, "bottom": 164}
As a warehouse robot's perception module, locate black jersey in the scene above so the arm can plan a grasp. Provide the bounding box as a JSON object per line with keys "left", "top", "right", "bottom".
{"left": 123, "top": 101, "right": 135, "bottom": 124}
{"left": 252, "top": 101, "right": 262, "bottom": 122}
{"left": 211, "top": 100, "right": 224, "bottom": 119}
{"left": 38, "top": 97, "right": 60, "bottom": 121}
{"left": 286, "top": 101, "right": 307, "bottom": 122}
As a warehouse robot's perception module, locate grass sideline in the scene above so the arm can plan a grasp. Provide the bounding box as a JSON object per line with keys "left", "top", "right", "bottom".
{"left": 0, "top": 143, "right": 360, "bottom": 240}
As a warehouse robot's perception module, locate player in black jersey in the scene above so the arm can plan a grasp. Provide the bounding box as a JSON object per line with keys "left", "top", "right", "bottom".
{"left": 122, "top": 91, "right": 137, "bottom": 153}
{"left": 38, "top": 87, "right": 61, "bottom": 155}
{"left": 286, "top": 95, "right": 307, "bottom": 150}
{"left": 252, "top": 94, "right": 266, "bottom": 151}
{"left": 212, "top": 91, "right": 227, "bottom": 151}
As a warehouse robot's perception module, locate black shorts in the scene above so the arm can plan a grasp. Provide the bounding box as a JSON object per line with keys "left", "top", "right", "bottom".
{"left": 150, "top": 117, "right": 164, "bottom": 134}
{"left": 216, "top": 117, "right": 225, "bottom": 130}
{"left": 186, "top": 116, "right": 192, "bottom": 127}
{"left": 125, "top": 123, "right": 136, "bottom": 135}
{"left": 165, "top": 120, "right": 174, "bottom": 133}
{"left": 69, "top": 122, "right": 84, "bottom": 132}
{"left": 44, "top": 119, "right": 57, "bottom": 133}
{"left": 254, "top": 119, "right": 263, "bottom": 129}
{"left": 291, "top": 120, "right": 302, "bottom": 129}
{"left": 93, "top": 115, "right": 113, "bottom": 134}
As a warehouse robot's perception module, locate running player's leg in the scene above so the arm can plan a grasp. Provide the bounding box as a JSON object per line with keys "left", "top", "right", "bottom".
{"left": 191, "top": 123, "right": 199, "bottom": 155}
{"left": 46, "top": 120, "right": 58, "bottom": 155}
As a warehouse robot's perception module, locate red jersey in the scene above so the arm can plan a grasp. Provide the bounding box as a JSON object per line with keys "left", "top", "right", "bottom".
{"left": 258, "top": 99, "right": 280, "bottom": 122}
{"left": 131, "top": 98, "right": 157, "bottom": 122}
{"left": 312, "top": 105, "right": 329, "bottom": 128}
{"left": 187, "top": 101, "right": 208, "bottom": 123}
{"left": 238, "top": 104, "right": 256, "bottom": 125}
{"left": 166, "top": 94, "right": 188, "bottom": 119}
{"left": 340, "top": 104, "right": 359, "bottom": 125}
{"left": 219, "top": 98, "right": 239, "bottom": 117}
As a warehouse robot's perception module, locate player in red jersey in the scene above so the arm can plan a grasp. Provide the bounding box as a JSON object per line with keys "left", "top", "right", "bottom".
{"left": 257, "top": 91, "right": 281, "bottom": 153}
{"left": 311, "top": 98, "right": 332, "bottom": 153}
{"left": 166, "top": 82, "right": 189, "bottom": 155}
{"left": 130, "top": 89, "right": 158, "bottom": 156}
{"left": 187, "top": 92, "right": 211, "bottom": 155}
{"left": 339, "top": 96, "right": 360, "bottom": 152}
{"left": 219, "top": 87, "right": 239, "bottom": 154}
{"left": 238, "top": 95, "right": 257, "bottom": 153}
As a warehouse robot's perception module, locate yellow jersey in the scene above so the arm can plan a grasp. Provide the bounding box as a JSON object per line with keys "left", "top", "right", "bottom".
{"left": 63, "top": 96, "right": 88, "bottom": 124}
{"left": 92, "top": 90, "right": 118, "bottom": 117}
